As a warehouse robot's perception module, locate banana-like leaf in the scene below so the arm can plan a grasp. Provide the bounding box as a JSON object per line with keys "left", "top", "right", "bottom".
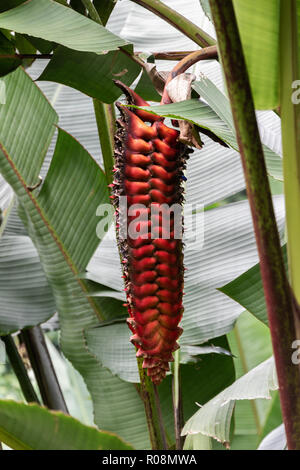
{"left": 0, "top": 31, "right": 21, "bottom": 77}
{"left": 182, "top": 356, "right": 278, "bottom": 445}
{"left": 184, "top": 433, "right": 212, "bottom": 450}
{"left": 220, "top": 246, "right": 287, "bottom": 326}
{"left": 0, "top": 235, "right": 55, "bottom": 334}
{"left": 0, "top": 400, "right": 133, "bottom": 450}
{"left": 258, "top": 424, "right": 286, "bottom": 450}
{"left": 85, "top": 322, "right": 139, "bottom": 383}
{"left": 233, "top": 0, "right": 280, "bottom": 110}
{"left": 139, "top": 96, "right": 282, "bottom": 181}
{"left": 0, "top": 0, "right": 128, "bottom": 54}
{"left": 199, "top": 0, "right": 280, "bottom": 109}
{"left": 38, "top": 46, "right": 141, "bottom": 104}
{"left": 0, "top": 67, "right": 152, "bottom": 449}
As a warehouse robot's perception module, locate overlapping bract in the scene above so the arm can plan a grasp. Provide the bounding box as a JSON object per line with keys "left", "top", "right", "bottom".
{"left": 112, "top": 82, "right": 190, "bottom": 384}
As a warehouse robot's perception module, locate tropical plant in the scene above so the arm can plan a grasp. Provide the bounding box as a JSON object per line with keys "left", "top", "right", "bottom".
{"left": 0, "top": 0, "right": 299, "bottom": 451}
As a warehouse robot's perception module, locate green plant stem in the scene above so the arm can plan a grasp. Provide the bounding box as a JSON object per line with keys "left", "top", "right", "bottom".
{"left": 21, "top": 327, "right": 68, "bottom": 413}
{"left": 280, "top": 1, "right": 300, "bottom": 336}
{"left": 130, "top": 0, "right": 215, "bottom": 48}
{"left": 209, "top": 0, "right": 300, "bottom": 450}
{"left": 93, "top": 100, "right": 116, "bottom": 185}
{"left": 80, "top": 0, "right": 103, "bottom": 24}
{"left": 137, "top": 357, "right": 168, "bottom": 450}
{"left": 1, "top": 335, "right": 40, "bottom": 404}
{"left": 172, "top": 349, "right": 184, "bottom": 449}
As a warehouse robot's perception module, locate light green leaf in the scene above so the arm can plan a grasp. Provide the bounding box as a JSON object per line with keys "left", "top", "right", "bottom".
{"left": 184, "top": 433, "right": 212, "bottom": 450}
{"left": 38, "top": 46, "right": 141, "bottom": 103}
{"left": 0, "top": 67, "right": 57, "bottom": 185}
{"left": 233, "top": 0, "right": 280, "bottom": 110}
{"left": 0, "top": 67, "right": 150, "bottom": 449}
{"left": 0, "top": 400, "right": 133, "bottom": 450}
{"left": 138, "top": 97, "right": 283, "bottom": 181}
{"left": 0, "top": 0, "right": 128, "bottom": 54}
{"left": 220, "top": 246, "right": 287, "bottom": 326}
{"left": 228, "top": 312, "right": 274, "bottom": 449}
{"left": 182, "top": 356, "right": 278, "bottom": 445}
{"left": 0, "top": 80, "right": 5, "bottom": 104}
{"left": 200, "top": 0, "right": 281, "bottom": 109}
{"left": 0, "top": 235, "right": 56, "bottom": 334}
{"left": 85, "top": 323, "right": 139, "bottom": 383}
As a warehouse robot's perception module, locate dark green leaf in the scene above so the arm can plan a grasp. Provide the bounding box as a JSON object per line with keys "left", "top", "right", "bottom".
{"left": 39, "top": 46, "right": 141, "bottom": 103}
{"left": 94, "top": 0, "right": 117, "bottom": 26}
{"left": 70, "top": 0, "right": 86, "bottom": 16}
{"left": 0, "top": 0, "right": 26, "bottom": 14}
{"left": 0, "top": 30, "right": 20, "bottom": 77}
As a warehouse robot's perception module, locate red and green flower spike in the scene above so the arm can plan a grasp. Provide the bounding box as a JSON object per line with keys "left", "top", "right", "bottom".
{"left": 112, "top": 81, "right": 191, "bottom": 385}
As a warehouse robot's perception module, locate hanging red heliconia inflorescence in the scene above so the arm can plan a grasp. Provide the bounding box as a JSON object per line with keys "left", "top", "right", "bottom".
{"left": 112, "top": 81, "right": 191, "bottom": 385}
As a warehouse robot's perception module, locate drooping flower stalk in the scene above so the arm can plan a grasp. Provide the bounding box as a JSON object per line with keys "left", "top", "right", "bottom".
{"left": 112, "top": 81, "right": 190, "bottom": 385}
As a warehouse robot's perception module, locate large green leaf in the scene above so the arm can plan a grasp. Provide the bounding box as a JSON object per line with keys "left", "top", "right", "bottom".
{"left": 0, "top": 400, "right": 132, "bottom": 450}
{"left": 220, "top": 246, "right": 287, "bottom": 326}
{"left": 199, "top": 0, "right": 280, "bottom": 109}
{"left": 0, "top": 67, "right": 151, "bottom": 449}
{"left": 0, "top": 0, "right": 128, "bottom": 53}
{"left": 182, "top": 356, "right": 278, "bottom": 445}
{"left": 0, "top": 67, "right": 57, "bottom": 185}
{"left": 0, "top": 235, "right": 55, "bottom": 334}
{"left": 233, "top": 0, "right": 280, "bottom": 110}
{"left": 38, "top": 46, "right": 141, "bottom": 103}
{"left": 139, "top": 92, "right": 282, "bottom": 181}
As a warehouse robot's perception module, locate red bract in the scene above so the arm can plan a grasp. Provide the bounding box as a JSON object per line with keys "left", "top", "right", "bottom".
{"left": 112, "top": 81, "right": 190, "bottom": 385}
